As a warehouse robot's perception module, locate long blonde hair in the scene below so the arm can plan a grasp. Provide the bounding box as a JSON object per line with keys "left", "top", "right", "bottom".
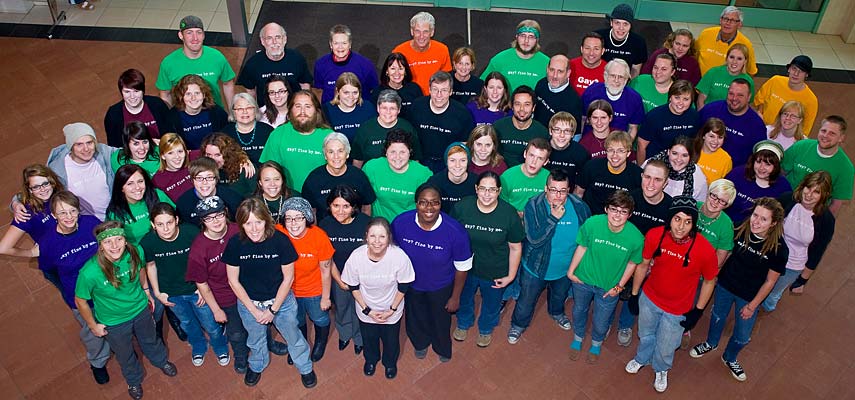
{"left": 734, "top": 197, "right": 785, "bottom": 257}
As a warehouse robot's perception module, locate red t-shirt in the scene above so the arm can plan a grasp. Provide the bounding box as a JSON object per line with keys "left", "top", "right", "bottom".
{"left": 151, "top": 168, "right": 193, "bottom": 203}
{"left": 186, "top": 223, "right": 240, "bottom": 307}
{"left": 393, "top": 40, "right": 452, "bottom": 95}
{"left": 275, "top": 224, "right": 335, "bottom": 298}
{"left": 641, "top": 226, "right": 718, "bottom": 315}
{"left": 569, "top": 57, "right": 606, "bottom": 97}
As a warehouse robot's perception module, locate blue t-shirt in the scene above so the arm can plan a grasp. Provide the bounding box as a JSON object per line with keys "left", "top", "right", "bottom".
{"left": 466, "top": 101, "right": 511, "bottom": 126}
{"left": 391, "top": 210, "right": 472, "bottom": 292}
{"left": 724, "top": 166, "right": 793, "bottom": 224}
{"left": 12, "top": 204, "right": 55, "bottom": 243}
{"left": 581, "top": 83, "right": 645, "bottom": 132}
{"left": 313, "top": 52, "right": 380, "bottom": 104}
{"left": 639, "top": 104, "right": 701, "bottom": 160}
{"left": 322, "top": 101, "right": 378, "bottom": 142}
{"left": 178, "top": 110, "right": 214, "bottom": 150}
{"left": 542, "top": 200, "right": 581, "bottom": 280}
{"left": 37, "top": 215, "right": 101, "bottom": 308}
{"left": 700, "top": 101, "right": 767, "bottom": 167}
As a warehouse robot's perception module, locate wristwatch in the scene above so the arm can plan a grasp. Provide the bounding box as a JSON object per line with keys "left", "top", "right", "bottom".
{"left": 390, "top": 305, "right": 398, "bottom": 312}
{"left": 362, "top": 306, "right": 372, "bottom": 316}
{"left": 268, "top": 305, "right": 278, "bottom": 315}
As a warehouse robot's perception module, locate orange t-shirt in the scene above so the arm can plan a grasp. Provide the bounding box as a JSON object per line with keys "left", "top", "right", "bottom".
{"left": 275, "top": 224, "right": 335, "bottom": 297}
{"left": 392, "top": 39, "right": 452, "bottom": 95}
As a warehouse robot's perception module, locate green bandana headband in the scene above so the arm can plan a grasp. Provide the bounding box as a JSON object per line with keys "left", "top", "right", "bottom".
{"left": 517, "top": 26, "right": 540, "bottom": 38}
{"left": 97, "top": 227, "right": 125, "bottom": 242}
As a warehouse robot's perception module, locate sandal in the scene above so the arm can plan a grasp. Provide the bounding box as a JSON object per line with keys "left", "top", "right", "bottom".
{"left": 75, "top": 1, "right": 94, "bottom": 10}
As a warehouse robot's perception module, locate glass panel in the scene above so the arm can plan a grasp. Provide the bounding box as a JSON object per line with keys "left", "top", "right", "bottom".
{"left": 742, "top": 0, "right": 825, "bottom": 12}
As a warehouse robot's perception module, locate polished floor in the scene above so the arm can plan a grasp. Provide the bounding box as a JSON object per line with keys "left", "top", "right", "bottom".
{"left": 0, "top": 6, "right": 854, "bottom": 400}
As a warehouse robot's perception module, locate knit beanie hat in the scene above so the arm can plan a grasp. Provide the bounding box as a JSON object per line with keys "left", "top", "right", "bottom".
{"left": 607, "top": 4, "right": 635, "bottom": 24}
{"left": 443, "top": 142, "right": 471, "bottom": 164}
{"left": 282, "top": 196, "right": 314, "bottom": 224}
{"left": 668, "top": 195, "right": 699, "bottom": 232}
{"left": 64, "top": 122, "right": 96, "bottom": 150}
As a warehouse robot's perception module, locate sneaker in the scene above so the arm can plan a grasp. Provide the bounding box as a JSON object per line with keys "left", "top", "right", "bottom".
{"left": 722, "top": 356, "right": 747, "bottom": 381}
{"left": 625, "top": 359, "right": 643, "bottom": 374}
{"left": 654, "top": 371, "right": 668, "bottom": 393}
{"left": 414, "top": 347, "right": 428, "bottom": 359}
{"left": 160, "top": 361, "right": 177, "bottom": 377}
{"left": 217, "top": 353, "right": 230, "bottom": 367}
{"left": 552, "top": 315, "right": 572, "bottom": 331}
{"left": 439, "top": 356, "right": 451, "bottom": 363}
{"left": 680, "top": 331, "right": 692, "bottom": 350}
{"left": 476, "top": 334, "right": 492, "bottom": 348}
{"left": 689, "top": 342, "right": 717, "bottom": 358}
{"left": 507, "top": 328, "right": 522, "bottom": 344}
{"left": 301, "top": 370, "right": 318, "bottom": 388}
{"left": 191, "top": 355, "right": 204, "bottom": 367}
{"left": 452, "top": 328, "right": 468, "bottom": 342}
{"left": 617, "top": 328, "right": 632, "bottom": 347}
{"left": 127, "top": 384, "right": 143, "bottom": 400}
{"left": 90, "top": 365, "right": 109, "bottom": 384}
{"left": 568, "top": 340, "right": 582, "bottom": 361}
{"left": 244, "top": 369, "right": 261, "bottom": 386}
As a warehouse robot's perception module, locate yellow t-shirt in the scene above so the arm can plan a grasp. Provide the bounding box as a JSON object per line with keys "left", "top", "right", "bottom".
{"left": 695, "top": 27, "right": 758, "bottom": 76}
{"left": 697, "top": 148, "right": 733, "bottom": 185}
{"left": 753, "top": 75, "right": 819, "bottom": 133}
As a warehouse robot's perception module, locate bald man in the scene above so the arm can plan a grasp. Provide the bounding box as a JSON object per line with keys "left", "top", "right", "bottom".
{"left": 534, "top": 55, "right": 583, "bottom": 129}
{"left": 236, "top": 22, "right": 312, "bottom": 108}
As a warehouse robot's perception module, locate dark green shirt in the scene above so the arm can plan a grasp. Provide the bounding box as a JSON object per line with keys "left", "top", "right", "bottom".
{"left": 140, "top": 223, "right": 200, "bottom": 296}
{"left": 452, "top": 196, "right": 524, "bottom": 280}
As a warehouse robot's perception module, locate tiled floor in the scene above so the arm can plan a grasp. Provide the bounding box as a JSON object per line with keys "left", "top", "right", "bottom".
{"left": 2, "top": 0, "right": 855, "bottom": 69}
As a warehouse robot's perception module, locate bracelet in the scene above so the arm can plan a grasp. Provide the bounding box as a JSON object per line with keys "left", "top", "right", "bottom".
{"left": 362, "top": 306, "right": 372, "bottom": 316}
{"left": 390, "top": 305, "right": 398, "bottom": 312}
{"left": 268, "top": 305, "right": 278, "bottom": 315}
{"left": 613, "top": 285, "right": 624, "bottom": 292}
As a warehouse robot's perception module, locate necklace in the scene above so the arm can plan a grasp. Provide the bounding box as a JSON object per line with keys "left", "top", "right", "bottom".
{"left": 236, "top": 123, "right": 256, "bottom": 146}
{"left": 748, "top": 233, "right": 765, "bottom": 244}
{"left": 609, "top": 29, "right": 628, "bottom": 48}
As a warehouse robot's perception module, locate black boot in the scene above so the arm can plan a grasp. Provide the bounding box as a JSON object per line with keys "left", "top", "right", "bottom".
{"left": 267, "top": 325, "right": 288, "bottom": 356}
{"left": 311, "top": 324, "right": 330, "bottom": 362}
{"left": 164, "top": 307, "right": 187, "bottom": 342}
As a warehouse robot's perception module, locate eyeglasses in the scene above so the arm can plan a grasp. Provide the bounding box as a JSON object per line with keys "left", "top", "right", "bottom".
{"left": 417, "top": 200, "right": 441, "bottom": 207}
{"left": 547, "top": 187, "right": 569, "bottom": 195}
{"left": 29, "top": 182, "right": 52, "bottom": 192}
{"left": 202, "top": 212, "right": 226, "bottom": 223}
{"left": 708, "top": 192, "right": 729, "bottom": 206}
{"left": 517, "top": 33, "right": 537, "bottom": 41}
{"left": 234, "top": 106, "right": 256, "bottom": 113}
{"left": 55, "top": 209, "right": 79, "bottom": 218}
{"left": 606, "top": 148, "right": 628, "bottom": 155}
{"left": 284, "top": 216, "right": 306, "bottom": 224}
{"left": 720, "top": 17, "right": 740, "bottom": 24}
{"left": 550, "top": 127, "right": 574, "bottom": 135}
{"left": 607, "top": 206, "right": 630, "bottom": 216}
{"left": 781, "top": 112, "right": 801, "bottom": 120}
{"left": 476, "top": 186, "right": 499, "bottom": 194}
{"left": 194, "top": 176, "right": 217, "bottom": 183}
{"left": 268, "top": 89, "right": 288, "bottom": 97}
{"left": 606, "top": 73, "right": 628, "bottom": 82}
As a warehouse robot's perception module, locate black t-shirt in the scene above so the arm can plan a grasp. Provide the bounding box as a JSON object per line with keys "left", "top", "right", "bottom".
{"left": 407, "top": 97, "right": 475, "bottom": 170}
{"left": 427, "top": 170, "right": 479, "bottom": 214}
{"left": 578, "top": 158, "right": 642, "bottom": 214}
{"left": 548, "top": 141, "right": 591, "bottom": 184}
{"left": 628, "top": 189, "right": 672, "bottom": 234}
{"left": 493, "top": 116, "right": 550, "bottom": 167}
{"left": 596, "top": 28, "right": 648, "bottom": 67}
{"left": 236, "top": 49, "right": 312, "bottom": 108}
{"left": 319, "top": 213, "right": 371, "bottom": 272}
{"left": 221, "top": 230, "right": 299, "bottom": 300}
{"left": 533, "top": 78, "right": 584, "bottom": 129}
{"left": 718, "top": 234, "right": 788, "bottom": 302}
{"left": 370, "top": 82, "right": 423, "bottom": 116}
{"left": 175, "top": 186, "right": 245, "bottom": 225}
{"left": 638, "top": 104, "right": 701, "bottom": 160}
{"left": 452, "top": 75, "right": 483, "bottom": 105}
{"left": 221, "top": 122, "right": 274, "bottom": 165}
{"left": 301, "top": 165, "right": 377, "bottom": 221}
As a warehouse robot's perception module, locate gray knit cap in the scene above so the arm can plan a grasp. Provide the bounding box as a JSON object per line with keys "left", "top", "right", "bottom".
{"left": 282, "top": 196, "right": 314, "bottom": 224}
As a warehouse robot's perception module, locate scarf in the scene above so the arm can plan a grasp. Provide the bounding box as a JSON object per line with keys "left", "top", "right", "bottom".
{"left": 652, "top": 149, "right": 695, "bottom": 197}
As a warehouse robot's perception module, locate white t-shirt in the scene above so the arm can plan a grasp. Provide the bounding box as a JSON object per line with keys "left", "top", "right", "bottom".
{"left": 65, "top": 154, "right": 110, "bottom": 220}
{"left": 767, "top": 125, "right": 797, "bottom": 151}
{"left": 341, "top": 244, "right": 416, "bottom": 324}
{"left": 783, "top": 203, "right": 814, "bottom": 271}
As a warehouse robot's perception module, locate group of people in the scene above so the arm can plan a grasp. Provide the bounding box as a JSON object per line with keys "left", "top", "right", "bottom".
{"left": 3, "top": 4, "right": 851, "bottom": 399}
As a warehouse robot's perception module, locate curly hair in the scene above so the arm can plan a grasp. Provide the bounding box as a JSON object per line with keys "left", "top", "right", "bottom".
{"left": 172, "top": 74, "right": 216, "bottom": 112}
{"left": 200, "top": 133, "right": 251, "bottom": 182}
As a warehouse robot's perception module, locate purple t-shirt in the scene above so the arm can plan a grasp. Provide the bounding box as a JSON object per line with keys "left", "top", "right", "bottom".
{"left": 724, "top": 166, "right": 793, "bottom": 223}
{"left": 186, "top": 223, "right": 240, "bottom": 307}
{"left": 313, "top": 52, "right": 380, "bottom": 104}
{"left": 581, "top": 83, "right": 645, "bottom": 132}
{"left": 391, "top": 210, "right": 472, "bottom": 292}
{"left": 466, "top": 101, "right": 511, "bottom": 126}
{"left": 37, "top": 215, "right": 100, "bottom": 308}
{"left": 12, "top": 204, "right": 55, "bottom": 243}
{"left": 152, "top": 168, "right": 193, "bottom": 203}
{"left": 700, "top": 101, "right": 767, "bottom": 167}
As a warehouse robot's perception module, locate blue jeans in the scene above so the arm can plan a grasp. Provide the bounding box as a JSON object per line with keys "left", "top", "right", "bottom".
{"left": 571, "top": 282, "right": 619, "bottom": 343}
{"left": 761, "top": 268, "right": 801, "bottom": 312}
{"left": 457, "top": 274, "right": 506, "bottom": 335}
{"left": 237, "top": 293, "right": 313, "bottom": 374}
{"left": 633, "top": 292, "right": 685, "bottom": 373}
{"left": 501, "top": 270, "right": 521, "bottom": 301}
{"left": 295, "top": 295, "right": 331, "bottom": 328}
{"left": 706, "top": 284, "right": 758, "bottom": 362}
{"left": 168, "top": 293, "right": 229, "bottom": 357}
{"left": 510, "top": 269, "right": 570, "bottom": 331}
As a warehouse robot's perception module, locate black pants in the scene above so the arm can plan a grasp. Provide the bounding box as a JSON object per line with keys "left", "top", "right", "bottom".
{"left": 405, "top": 283, "right": 453, "bottom": 359}
{"left": 223, "top": 304, "right": 249, "bottom": 364}
{"left": 360, "top": 320, "right": 401, "bottom": 368}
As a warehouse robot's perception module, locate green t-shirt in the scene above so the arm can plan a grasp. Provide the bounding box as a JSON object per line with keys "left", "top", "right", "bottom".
{"left": 696, "top": 201, "right": 734, "bottom": 251}
{"left": 493, "top": 116, "right": 550, "bottom": 167}
{"left": 259, "top": 123, "right": 333, "bottom": 192}
{"left": 140, "top": 222, "right": 200, "bottom": 296}
{"left": 696, "top": 65, "right": 755, "bottom": 104}
{"left": 451, "top": 197, "right": 524, "bottom": 280}
{"left": 363, "top": 158, "right": 432, "bottom": 221}
{"left": 74, "top": 245, "right": 148, "bottom": 326}
{"left": 352, "top": 118, "right": 421, "bottom": 162}
{"left": 499, "top": 165, "right": 549, "bottom": 212}
{"left": 480, "top": 48, "right": 550, "bottom": 92}
{"left": 628, "top": 74, "right": 669, "bottom": 113}
{"left": 782, "top": 139, "right": 854, "bottom": 200}
{"left": 110, "top": 148, "right": 161, "bottom": 177}
{"left": 107, "top": 190, "right": 174, "bottom": 245}
{"left": 574, "top": 214, "right": 644, "bottom": 290}
{"left": 155, "top": 46, "right": 236, "bottom": 107}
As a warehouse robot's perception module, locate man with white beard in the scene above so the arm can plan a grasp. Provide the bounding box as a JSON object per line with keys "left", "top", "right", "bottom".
{"left": 581, "top": 59, "right": 644, "bottom": 140}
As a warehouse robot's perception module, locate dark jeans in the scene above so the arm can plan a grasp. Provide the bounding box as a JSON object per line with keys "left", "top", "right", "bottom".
{"left": 405, "top": 283, "right": 454, "bottom": 359}
{"left": 222, "top": 304, "right": 249, "bottom": 365}
{"left": 510, "top": 269, "right": 571, "bottom": 331}
{"left": 103, "top": 308, "right": 168, "bottom": 386}
{"left": 360, "top": 320, "right": 401, "bottom": 369}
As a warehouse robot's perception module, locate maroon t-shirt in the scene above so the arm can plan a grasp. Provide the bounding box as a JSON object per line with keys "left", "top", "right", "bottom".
{"left": 186, "top": 223, "right": 240, "bottom": 307}
{"left": 152, "top": 168, "right": 193, "bottom": 203}
{"left": 123, "top": 103, "right": 161, "bottom": 139}
{"left": 468, "top": 160, "right": 508, "bottom": 177}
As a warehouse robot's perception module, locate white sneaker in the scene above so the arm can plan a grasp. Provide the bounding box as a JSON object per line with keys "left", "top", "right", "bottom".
{"left": 625, "top": 359, "right": 643, "bottom": 374}
{"left": 654, "top": 371, "right": 668, "bottom": 393}
{"left": 191, "top": 354, "right": 204, "bottom": 367}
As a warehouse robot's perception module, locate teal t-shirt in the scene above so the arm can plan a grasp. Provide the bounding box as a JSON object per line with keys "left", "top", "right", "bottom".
{"left": 111, "top": 148, "right": 161, "bottom": 177}
{"left": 107, "top": 190, "right": 174, "bottom": 245}
{"left": 452, "top": 197, "right": 524, "bottom": 280}
{"left": 696, "top": 201, "right": 734, "bottom": 251}
{"left": 543, "top": 199, "right": 582, "bottom": 280}
{"left": 259, "top": 124, "right": 333, "bottom": 192}
{"left": 499, "top": 165, "right": 549, "bottom": 212}
{"left": 782, "top": 139, "right": 854, "bottom": 201}
{"left": 155, "top": 46, "right": 236, "bottom": 107}
{"left": 363, "top": 158, "right": 432, "bottom": 222}
{"left": 74, "top": 245, "right": 148, "bottom": 326}
{"left": 696, "top": 65, "right": 755, "bottom": 104}
{"left": 574, "top": 214, "right": 644, "bottom": 289}
{"left": 480, "top": 48, "right": 550, "bottom": 91}
{"left": 629, "top": 74, "right": 669, "bottom": 113}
